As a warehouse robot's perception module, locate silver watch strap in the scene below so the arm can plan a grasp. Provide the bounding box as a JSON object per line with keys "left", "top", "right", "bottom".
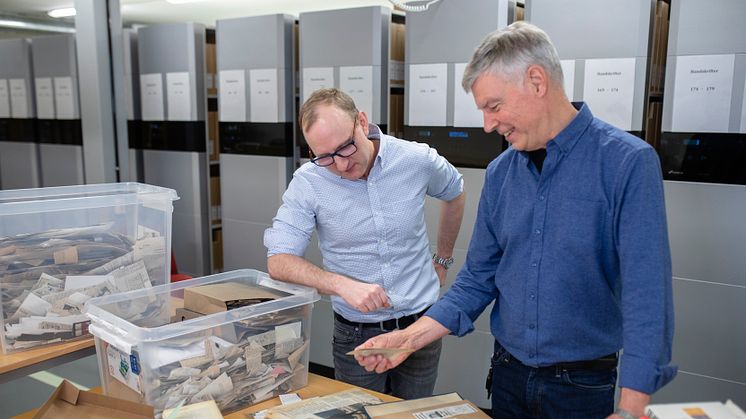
{"left": 615, "top": 408, "right": 640, "bottom": 419}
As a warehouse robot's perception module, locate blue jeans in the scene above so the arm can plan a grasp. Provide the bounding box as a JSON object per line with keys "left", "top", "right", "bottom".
{"left": 489, "top": 341, "right": 616, "bottom": 419}
{"left": 332, "top": 317, "right": 442, "bottom": 399}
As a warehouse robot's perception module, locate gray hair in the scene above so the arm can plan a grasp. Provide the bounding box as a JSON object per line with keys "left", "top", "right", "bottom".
{"left": 461, "top": 21, "right": 564, "bottom": 92}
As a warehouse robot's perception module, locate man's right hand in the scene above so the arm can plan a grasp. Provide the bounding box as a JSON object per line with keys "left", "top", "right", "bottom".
{"left": 354, "top": 329, "right": 413, "bottom": 373}
{"left": 335, "top": 278, "right": 390, "bottom": 313}
{"left": 354, "top": 316, "right": 451, "bottom": 374}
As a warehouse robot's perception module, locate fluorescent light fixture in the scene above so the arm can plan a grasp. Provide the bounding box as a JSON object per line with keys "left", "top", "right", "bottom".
{"left": 165, "top": 0, "right": 208, "bottom": 4}
{"left": 48, "top": 7, "right": 77, "bottom": 18}
{"left": 0, "top": 19, "right": 75, "bottom": 33}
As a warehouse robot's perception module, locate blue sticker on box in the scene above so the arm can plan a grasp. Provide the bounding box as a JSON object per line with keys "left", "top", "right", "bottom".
{"left": 106, "top": 343, "right": 143, "bottom": 394}
{"left": 130, "top": 352, "right": 140, "bottom": 375}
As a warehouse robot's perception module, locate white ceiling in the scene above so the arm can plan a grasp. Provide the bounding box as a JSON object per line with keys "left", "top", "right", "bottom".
{"left": 0, "top": 0, "right": 401, "bottom": 27}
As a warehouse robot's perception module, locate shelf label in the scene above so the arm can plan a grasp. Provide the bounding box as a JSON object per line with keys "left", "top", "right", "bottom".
{"left": 561, "top": 59, "right": 575, "bottom": 101}
{"left": 453, "top": 63, "right": 483, "bottom": 128}
{"left": 583, "top": 58, "right": 636, "bottom": 131}
{"left": 0, "top": 79, "right": 9, "bottom": 118}
{"left": 672, "top": 54, "right": 734, "bottom": 133}
{"left": 340, "top": 66, "right": 373, "bottom": 121}
{"left": 408, "top": 63, "right": 447, "bottom": 127}
{"left": 9, "top": 79, "right": 28, "bottom": 118}
{"left": 54, "top": 76, "right": 76, "bottom": 119}
{"left": 302, "top": 67, "right": 334, "bottom": 106}
{"left": 220, "top": 69, "right": 247, "bottom": 122}
{"left": 140, "top": 73, "right": 164, "bottom": 121}
{"left": 35, "top": 77, "right": 54, "bottom": 119}
{"left": 166, "top": 72, "right": 192, "bottom": 121}
{"left": 250, "top": 68, "right": 279, "bottom": 123}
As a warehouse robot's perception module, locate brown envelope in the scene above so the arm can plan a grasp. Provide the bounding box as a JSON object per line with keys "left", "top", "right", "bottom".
{"left": 183, "top": 282, "right": 287, "bottom": 315}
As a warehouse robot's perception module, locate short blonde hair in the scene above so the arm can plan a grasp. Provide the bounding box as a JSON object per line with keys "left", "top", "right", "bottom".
{"left": 299, "top": 88, "right": 358, "bottom": 133}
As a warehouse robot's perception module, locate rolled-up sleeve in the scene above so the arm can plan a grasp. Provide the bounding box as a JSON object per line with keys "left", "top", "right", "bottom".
{"left": 264, "top": 174, "right": 317, "bottom": 258}
{"left": 426, "top": 146, "right": 463, "bottom": 201}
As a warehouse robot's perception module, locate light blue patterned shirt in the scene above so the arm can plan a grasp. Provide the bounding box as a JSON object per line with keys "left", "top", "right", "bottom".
{"left": 264, "top": 124, "right": 463, "bottom": 322}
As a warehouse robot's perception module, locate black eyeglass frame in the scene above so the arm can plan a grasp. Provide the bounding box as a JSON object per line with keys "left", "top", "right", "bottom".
{"left": 309, "top": 119, "right": 359, "bottom": 167}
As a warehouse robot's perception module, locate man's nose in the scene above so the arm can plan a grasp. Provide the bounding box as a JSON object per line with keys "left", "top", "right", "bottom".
{"left": 334, "top": 156, "right": 350, "bottom": 171}
{"left": 483, "top": 112, "right": 500, "bottom": 134}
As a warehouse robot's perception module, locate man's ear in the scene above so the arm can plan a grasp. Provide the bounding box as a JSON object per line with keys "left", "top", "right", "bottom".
{"left": 358, "top": 111, "right": 370, "bottom": 135}
{"left": 526, "top": 64, "right": 548, "bottom": 97}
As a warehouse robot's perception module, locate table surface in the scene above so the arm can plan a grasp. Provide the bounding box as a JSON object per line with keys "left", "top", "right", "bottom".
{"left": 225, "top": 373, "right": 399, "bottom": 418}
{"left": 0, "top": 338, "right": 95, "bottom": 375}
{"left": 12, "top": 373, "right": 399, "bottom": 419}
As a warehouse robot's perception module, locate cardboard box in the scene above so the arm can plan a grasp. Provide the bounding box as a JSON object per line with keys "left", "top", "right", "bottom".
{"left": 365, "top": 392, "right": 490, "bottom": 419}
{"left": 212, "top": 228, "right": 223, "bottom": 273}
{"left": 172, "top": 307, "right": 202, "bottom": 322}
{"left": 183, "top": 282, "right": 288, "bottom": 315}
{"left": 646, "top": 400, "right": 746, "bottom": 419}
{"left": 163, "top": 400, "right": 223, "bottom": 418}
{"left": 32, "top": 380, "right": 153, "bottom": 418}
{"left": 208, "top": 110, "right": 219, "bottom": 160}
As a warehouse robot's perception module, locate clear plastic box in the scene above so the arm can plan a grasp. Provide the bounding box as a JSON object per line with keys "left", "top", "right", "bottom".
{"left": 0, "top": 183, "right": 178, "bottom": 353}
{"left": 84, "top": 269, "right": 319, "bottom": 416}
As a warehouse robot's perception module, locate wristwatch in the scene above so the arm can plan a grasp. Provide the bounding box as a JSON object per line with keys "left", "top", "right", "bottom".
{"left": 615, "top": 408, "right": 642, "bottom": 419}
{"left": 432, "top": 253, "right": 454, "bottom": 270}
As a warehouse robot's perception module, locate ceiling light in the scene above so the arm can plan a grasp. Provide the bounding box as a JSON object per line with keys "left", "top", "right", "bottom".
{"left": 0, "top": 19, "right": 75, "bottom": 33}
{"left": 165, "top": 0, "right": 208, "bottom": 4}
{"left": 48, "top": 7, "right": 77, "bottom": 18}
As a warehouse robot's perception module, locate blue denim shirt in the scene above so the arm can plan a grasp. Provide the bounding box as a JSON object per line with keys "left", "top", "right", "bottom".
{"left": 265, "top": 124, "right": 463, "bottom": 322}
{"left": 427, "top": 103, "right": 676, "bottom": 394}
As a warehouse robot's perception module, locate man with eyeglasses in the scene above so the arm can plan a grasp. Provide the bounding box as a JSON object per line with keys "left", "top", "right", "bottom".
{"left": 264, "top": 88, "right": 465, "bottom": 398}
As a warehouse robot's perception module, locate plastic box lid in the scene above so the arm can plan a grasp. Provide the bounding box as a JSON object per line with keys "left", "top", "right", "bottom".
{"left": 0, "top": 182, "right": 179, "bottom": 216}
{"left": 84, "top": 269, "right": 319, "bottom": 351}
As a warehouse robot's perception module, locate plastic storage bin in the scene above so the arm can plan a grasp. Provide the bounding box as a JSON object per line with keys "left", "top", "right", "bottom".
{"left": 0, "top": 183, "right": 178, "bottom": 353}
{"left": 84, "top": 269, "right": 319, "bottom": 416}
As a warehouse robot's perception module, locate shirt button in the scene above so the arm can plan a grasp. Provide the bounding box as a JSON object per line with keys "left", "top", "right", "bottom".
{"left": 529, "top": 324, "right": 535, "bottom": 330}
{"left": 530, "top": 262, "right": 537, "bottom": 267}
{"left": 534, "top": 229, "right": 541, "bottom": 235}
{"left": 539, "top": 195, "right": 545, "bottom": 201}
{"left": 529, "top": 293, "right": 535, "bottom": 300}
{"left": 529, "top": 353, "right": 535, "bottom": 358}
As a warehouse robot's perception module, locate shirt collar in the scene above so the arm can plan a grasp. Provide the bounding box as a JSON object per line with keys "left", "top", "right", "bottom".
{"left": 366, "top": 123, "right": 387, "bottom": 168}
{"left": 549, "top": 101, "right": 593, "bottom": 154}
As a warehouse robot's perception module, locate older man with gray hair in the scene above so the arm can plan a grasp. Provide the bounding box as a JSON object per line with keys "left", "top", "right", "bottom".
{"left": 355, "top": 21, "right": 676, "bottom": 419}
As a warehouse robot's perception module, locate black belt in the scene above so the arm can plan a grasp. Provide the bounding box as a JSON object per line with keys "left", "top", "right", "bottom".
{"left": 554, "top": 353, "right": 618, "bottom": 371}
{"left": 495, "top": 342, "right": 618, "bottom": 372}
{"left": 334, "top": 307, "right": 429, "bottom": 331}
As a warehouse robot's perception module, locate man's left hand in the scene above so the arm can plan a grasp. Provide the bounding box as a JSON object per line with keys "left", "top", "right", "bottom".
{"left": 606, "top": 387, "right": 650, "bottom": 419}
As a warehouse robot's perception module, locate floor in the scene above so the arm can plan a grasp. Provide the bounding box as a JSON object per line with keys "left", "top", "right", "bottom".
{"left": 0, "top": 355, "right": 101, "bottom": 418}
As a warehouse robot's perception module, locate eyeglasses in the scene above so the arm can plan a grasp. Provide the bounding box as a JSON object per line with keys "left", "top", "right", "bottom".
{"left": 310, "top": 119, "right": 358, "bottom": 167}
